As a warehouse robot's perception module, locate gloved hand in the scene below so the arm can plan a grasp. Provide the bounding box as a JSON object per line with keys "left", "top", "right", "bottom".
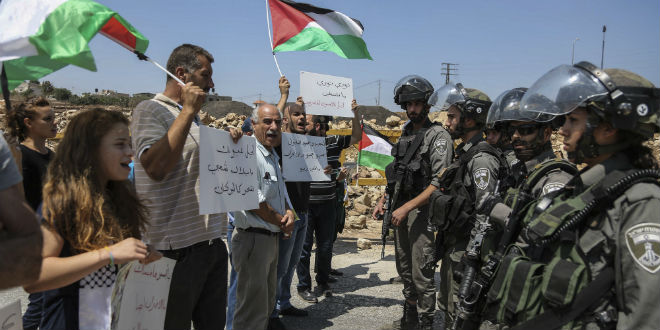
{"left": 476, "top": 192, "right": 503, "bottom": 217}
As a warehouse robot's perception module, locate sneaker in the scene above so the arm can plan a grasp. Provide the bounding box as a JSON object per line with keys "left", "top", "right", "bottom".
{"left": 389, "top": 276, "right": 404, "bottom": 284}
{"left": 318, "top": 283, "right": 332, "bottom": 297}
{"left": 280, "top": 306, "right": 308, "bottom": 317}
{"left": 267, "top": 317, "right": 287, "bottom": 330}
{"left": 297, "top": 287, "right": 318, "bottom": 303}
{"left": 330, "top": 268, "right": 343, "bottom": 276}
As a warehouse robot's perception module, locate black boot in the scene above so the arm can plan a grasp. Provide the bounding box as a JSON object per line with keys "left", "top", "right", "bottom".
{"left": 389, "top": 301, "right": 418, "bottom": 330}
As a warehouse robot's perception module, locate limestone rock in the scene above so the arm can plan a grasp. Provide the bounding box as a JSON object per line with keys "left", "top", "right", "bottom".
{"left": 357, "top": 238, "right": 372, "bottom": 250}
{"left": 386, "top": 115, "right": 401, "bottom": 127}
{"left": 353, "top": 202, "right": 370, "bottom": 214}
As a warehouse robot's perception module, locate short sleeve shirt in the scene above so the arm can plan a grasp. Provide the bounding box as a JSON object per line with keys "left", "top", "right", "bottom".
{"left": 130, "top": 94, "right": 224, "bottom": 250}
{"left": 232, "top": 140, "right": 286, "bottom": 233}
{"left": 0, "top": 134, "right": 22, "bottom": 190}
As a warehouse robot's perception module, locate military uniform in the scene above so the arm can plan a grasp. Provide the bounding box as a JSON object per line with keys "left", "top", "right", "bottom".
{"left": 515, "top": 146, "right": 574, "bottom": 198}
{"left": 435, "top": 133, "right": 504, "bottom": 326}
{"left": 391, "top": 118, "right": 453, "bottom": 322}
{"left": 485, "top": 152, "right": 660, "bottom": 330}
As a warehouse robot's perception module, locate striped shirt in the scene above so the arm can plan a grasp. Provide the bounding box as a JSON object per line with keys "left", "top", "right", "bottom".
{"left": 131, "top": 94, "right": 224, "bottom": 250}
{"left": 309, "top": 135, "right": 351, "bottom": 202}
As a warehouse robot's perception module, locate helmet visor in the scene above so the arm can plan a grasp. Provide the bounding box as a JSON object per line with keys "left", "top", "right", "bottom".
{"left": 428, "top": 83, "right": 466, "bottom": 112}
{"left": 520, "top": 64, "right": 609, "bottom": 116}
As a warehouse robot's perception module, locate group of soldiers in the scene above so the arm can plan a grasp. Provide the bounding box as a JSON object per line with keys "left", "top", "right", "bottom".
{"left": 374, "top": 62, "right": 660, "bottom": 330}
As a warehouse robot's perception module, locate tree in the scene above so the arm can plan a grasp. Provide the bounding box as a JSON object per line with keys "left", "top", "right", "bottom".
{"left": 52, "top": 88, "right": 72, "bottom": 101}
{"left": 41, "top": 81, "right": 54, "bottom": 95}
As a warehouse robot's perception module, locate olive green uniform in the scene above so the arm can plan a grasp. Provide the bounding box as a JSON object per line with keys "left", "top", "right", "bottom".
{"left": 487, "top": 153, "right": 660, "bottom": 330}
{"left": 437, "top": 134, "right": 503, "bottom": 326}
{"left": 392, "top": 119, "right": 453, "bottom": 320}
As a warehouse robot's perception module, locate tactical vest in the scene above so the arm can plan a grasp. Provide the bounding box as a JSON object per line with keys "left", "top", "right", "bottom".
{"left": 389, "top": 124, "right": 436, "bottom": 201}
{"left": 429, "top": 141, "right": 508, "bottom": 233}
{"left": 487, "top": 169, "right": 660, "bottom": 330}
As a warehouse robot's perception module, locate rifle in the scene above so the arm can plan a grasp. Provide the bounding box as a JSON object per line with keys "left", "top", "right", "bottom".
{"left": 381, "top": 181, "right": 400, "bottom": 259}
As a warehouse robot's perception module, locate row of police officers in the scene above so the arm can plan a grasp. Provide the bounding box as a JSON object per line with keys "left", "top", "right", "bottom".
{"left": 374, "top": 62, "right": 660, "bottom": 330}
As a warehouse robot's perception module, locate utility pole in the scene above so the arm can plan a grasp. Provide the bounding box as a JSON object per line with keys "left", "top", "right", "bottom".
{"left": 571, "top": 38, "right": 579, "bottom": 65}
{"left": 377, "top": 80, "right": 381, "bottom": 106}
{"left": 441, "top": 63, "right": 459, "bottom": 84}
{"left": 601, "top": 25, "right": 606, "bottom": 69}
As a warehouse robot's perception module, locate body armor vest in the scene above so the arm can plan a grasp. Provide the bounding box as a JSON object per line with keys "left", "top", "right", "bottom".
{"left": 487, "top": 169, "right": 660, "bottom": 329}
{"left": 389, "top": 125, "right": 434, "bottom": 202}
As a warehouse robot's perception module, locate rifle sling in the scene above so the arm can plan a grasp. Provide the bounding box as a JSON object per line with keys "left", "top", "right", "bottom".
{"left": 509, "top": 266, "right": 614, "bottom": 330}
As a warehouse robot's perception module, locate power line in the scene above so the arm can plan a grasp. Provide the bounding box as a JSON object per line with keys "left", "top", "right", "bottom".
{"left": 441, "top": 63, "right": 459, "bottom": 84}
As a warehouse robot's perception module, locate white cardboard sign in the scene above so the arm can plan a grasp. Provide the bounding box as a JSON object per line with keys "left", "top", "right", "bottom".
{"left": 199, "top": 125, "right": 259, "bottom": 214}
{"left": 110, "top": 258, "right": 176, "bottom": 330}
{"left": 281, "top": 132, "right": 330, "bottom": 182}
{"left": 0, "top": 300, "right": 22, "bottom": 330}
{"left": 300, "top": 71, "right": 354, "bottom": 118}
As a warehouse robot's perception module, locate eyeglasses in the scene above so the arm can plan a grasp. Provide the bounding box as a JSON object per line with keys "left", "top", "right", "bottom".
{"left": 507, "top": 124, "right": 539, "bottom": 136}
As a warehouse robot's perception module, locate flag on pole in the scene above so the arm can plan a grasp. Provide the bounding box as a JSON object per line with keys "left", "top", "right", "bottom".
{"left": 0, "top": 0, "right": 149, "bottom": 90}
{"left": 358, "top": 124, "right": 394, "bottom": 171}
{"left": 268, "top": 0, "right": 372, "bottom": 60}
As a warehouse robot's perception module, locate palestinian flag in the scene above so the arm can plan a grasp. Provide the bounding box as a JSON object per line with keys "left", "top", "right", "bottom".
{"left": 268, "top": 0, "right": 372, "bottom": 60}
{"left": 0, "top": 0, "right": 148, "bottom": 90}
{"left": 358, "top": 124, "right": 394, "bottom": 171}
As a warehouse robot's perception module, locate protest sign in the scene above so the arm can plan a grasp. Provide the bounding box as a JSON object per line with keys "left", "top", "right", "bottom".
{"left": 199, "top": 125, "right": 259, "bottom": 214}
{"left": 111, "top": 258, "right": 176, "bottom": 330}
{"left": 0, "top": 300, "right": 22, "bottom": 330}
{"left": 281, "top": 132, "right": 330, "bottom": 182}
{"left": 300, "top": 71, "right": 354, "bottom": 118}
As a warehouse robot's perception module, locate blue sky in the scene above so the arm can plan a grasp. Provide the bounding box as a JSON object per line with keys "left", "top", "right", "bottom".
{"left": 42, "top": 0, "right": 659, "bottom": 113}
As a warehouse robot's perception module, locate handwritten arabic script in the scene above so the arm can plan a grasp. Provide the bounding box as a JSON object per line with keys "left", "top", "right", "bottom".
{"left": 282, "top": 133, "right": 330, "bottom": 182}
{"left": 199, "top": 126, "right": 259, "bottom": 214}
{"left": 300, "top": 71, "right": 354, "bottom": 118}
{"left": 111, "top": 258, "right": 176, "bottom": 330}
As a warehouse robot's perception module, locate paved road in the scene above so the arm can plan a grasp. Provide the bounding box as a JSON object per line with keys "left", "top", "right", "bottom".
{"left": 0, "top": 237, "right": 446, "bottom": 329}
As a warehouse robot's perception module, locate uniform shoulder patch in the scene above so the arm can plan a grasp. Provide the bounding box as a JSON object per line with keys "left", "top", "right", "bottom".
{"left": 435, "top": 139, "right": 448, "bottom": 156}
{"left": 473, "top": 168, "right": 491, "bottom": 190}
{"left": 542, "top": 182, "right": 564, "bottom": 195}
{"left": 625, "top": 223, "right": 660, "bottom": 273}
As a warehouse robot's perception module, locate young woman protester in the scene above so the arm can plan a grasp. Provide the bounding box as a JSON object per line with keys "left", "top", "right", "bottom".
{"left": 5, "top": 97, "right": 57, "bottom": 330}
{"left": 23, "top": 109, "right": 161, "bottom": 330}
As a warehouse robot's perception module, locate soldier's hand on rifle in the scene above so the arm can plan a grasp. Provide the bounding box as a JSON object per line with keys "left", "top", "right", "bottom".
{"left": 391, "top": 205, "right": 410, "bottom": 227}
{"left": 372, "top": 195, "right": 386, "bottom": 220}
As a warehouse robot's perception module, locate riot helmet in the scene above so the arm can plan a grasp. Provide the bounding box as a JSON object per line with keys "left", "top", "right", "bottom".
{"left": 393, "top": 75, "right": 434, "bottom": 109}
{"left": 520, "top": 61, "right": 660, "bottom": 162}
{"left": 429, "top": 83, "right": 491, "bottom": 138}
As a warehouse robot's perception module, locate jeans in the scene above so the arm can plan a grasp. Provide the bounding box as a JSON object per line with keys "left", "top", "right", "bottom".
{"left": 160, "top": 237, "right": 228, "bottom": 330}
{"left": 297, "top": 202, "right": 336, "bottom": 289}
{"left": 226, "top": 219, "right": 238, "bottom": 330}
{"left": 272, "top": 213, "right": 308, "bottom": 317}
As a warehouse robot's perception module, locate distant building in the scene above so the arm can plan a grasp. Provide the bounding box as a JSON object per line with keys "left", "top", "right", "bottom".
{"left": 207, "top": 94, "right": 231, "bottom": 102}
{"left": 96, "top": 89, "right": 129, "bottom": 98}
{"left": 14, "top": 81, "right": 42, "bottom": 97}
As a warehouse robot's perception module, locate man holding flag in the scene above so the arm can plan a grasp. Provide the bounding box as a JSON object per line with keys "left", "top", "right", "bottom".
{"left": 372, "top": 75, "right": 453, "bottom": 330}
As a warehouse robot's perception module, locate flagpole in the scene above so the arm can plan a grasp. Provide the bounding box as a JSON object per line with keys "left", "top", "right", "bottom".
{"left": 133, "top": 51, "right": 185, "bottom": 86}
{"left": 265, "top": 0, "right": 284, "bottom": 77}
{"left": 355, "top": 115, "right": 364, "bottom": 187}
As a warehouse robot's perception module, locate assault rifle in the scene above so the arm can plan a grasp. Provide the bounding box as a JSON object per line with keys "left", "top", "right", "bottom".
{"left": 381, "top": 181, "right": 400, "bottom": 259}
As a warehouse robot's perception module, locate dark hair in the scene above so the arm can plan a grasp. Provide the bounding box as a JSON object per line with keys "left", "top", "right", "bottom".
{"left": 43, "top": 108, "right": 148, "bottom": 252}
{"left": 619, "top": 131, "right": 659, "bottom": 170}
{"left": 166, "top": 44, "right": 214, "bottom": 82}
{"left": 5, "top": 97, "right": 50, "bottom": 141}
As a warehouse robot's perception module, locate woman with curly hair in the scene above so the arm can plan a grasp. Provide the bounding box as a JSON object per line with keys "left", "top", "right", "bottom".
{"left": 23, "top": 108, "right": 160, "bottom": 330}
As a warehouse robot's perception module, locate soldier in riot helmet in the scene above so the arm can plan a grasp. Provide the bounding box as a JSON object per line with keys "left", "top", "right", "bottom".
{"left": 484, "top": 92, "right": 519, "bottom": 169}
{"left": 478, "top": 62, "right": 660, "bottom": 330}
{"left": 372, "top": 75, "right": 453, "bottom": 330}
{"left": 426, "top": 83, "right": 508, "bottom": 328}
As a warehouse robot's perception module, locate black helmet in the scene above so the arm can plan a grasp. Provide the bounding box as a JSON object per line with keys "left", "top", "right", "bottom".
{"left": 393, "top": 75, "right": 434, "bottom": 109}
{"left": 520, "top": 61, "right": 660, "bottom": 138}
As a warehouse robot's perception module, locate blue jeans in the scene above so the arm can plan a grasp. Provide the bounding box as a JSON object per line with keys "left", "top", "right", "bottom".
{"left": 271, "top": 213, "right": 308, "bottom": 317}
{"left": 297, "top": 203, "right": 336, "bottom": 289}
{"left": 226, "top": 216, "right": 238, "bottom": 330}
